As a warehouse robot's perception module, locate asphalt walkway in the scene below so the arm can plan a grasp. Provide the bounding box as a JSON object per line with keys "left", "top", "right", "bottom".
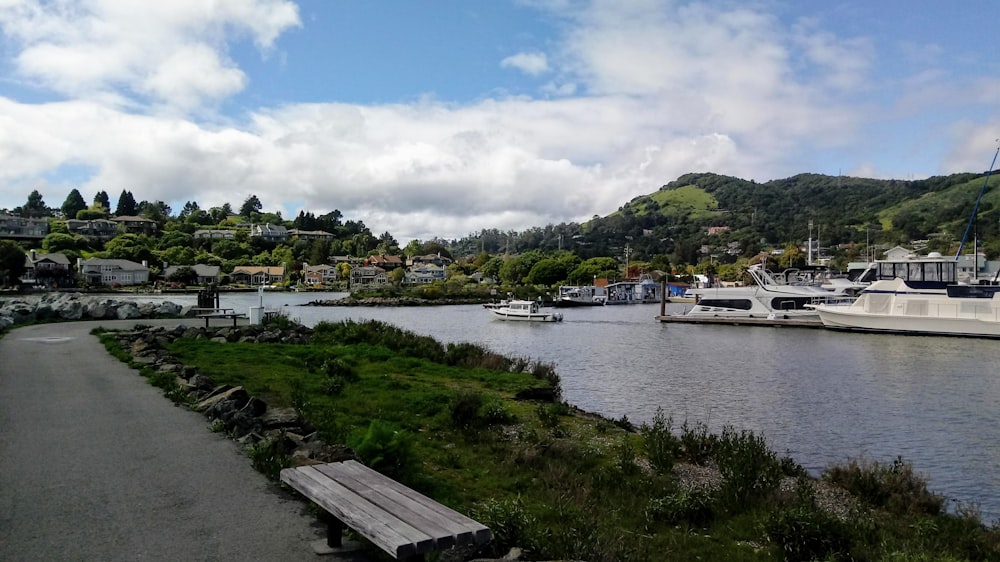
{"left": 0, "top": 320, "right": 321, "bottom": 561}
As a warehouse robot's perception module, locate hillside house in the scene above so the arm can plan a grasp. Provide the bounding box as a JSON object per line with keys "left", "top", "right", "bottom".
{"left": 368, "top": 254, "right": 404, "bottom": 270}
{"left": 112, "top": 215, "right": 158, "bottom": 235}
{"left": 250, "top": 223, "right": 288, "bottom": 242}
{"left": 66, "top": 218, "right": 118, "bottom": 241}
{"left": 193, "top": 229, "right": 236, "bottom": 240}
{"left": 289, "top": 229, "right": 334, "bottom": 241}
{"left": 0, "top": 215, "right": 49, "bottom": 241}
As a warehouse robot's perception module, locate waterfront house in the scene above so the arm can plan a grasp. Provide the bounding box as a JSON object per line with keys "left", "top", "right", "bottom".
{"left": 302, "top": 264, "right": 339, "bottom": 285}
{"left": 229, "top": 265, "right": 285, "bottom": 285}
{"left": 409, "top": 253, "right": 453, "bottom": 268}
{"left": 350, "top": 266, "right": 388, "bottom": 287}
{"left": 79, "top": 258, "right": 150, "bottom": 286}
{"left": 162, "top": 264, "right": 221, "bottom": 286}
{"left": 368, "top": 254, "right": 404, "bottom": 270}
{"left": 22, "top": 251, "right": 73, "bottom": 288}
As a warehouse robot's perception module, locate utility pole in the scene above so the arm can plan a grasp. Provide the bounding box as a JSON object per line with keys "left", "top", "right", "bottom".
{"left": 808, "top": 220, "right": 814, "bottom": 265}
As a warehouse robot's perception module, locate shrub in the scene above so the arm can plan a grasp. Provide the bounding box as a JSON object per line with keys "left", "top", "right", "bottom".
{"left": 646, "top": 487, "right": 716, "bottom": 527}
{"left": 322, "top": 357, "right": 356, "bottom": 381}
{"left": 450, "top": 390, "right": 515, "bottom": 429}
{"left": 679, "top": 419, "right": 716, "bottom": 465}
{"left": 350, "top": 419, "right": 416, "bottom": 482}
{"left": 763, "top": 504, "right": 851, "bottom": 561}
{"left": 714, "top": 426, "right": 781, "bottom": 511}
{"left": 472, "top": 497, "right": 538, "bottom": 554}
{"left": 641, "top": 407, "right": 681, "bottom": 475}
{"left": 823, "top": 456, "right": 944, "bottom": 516}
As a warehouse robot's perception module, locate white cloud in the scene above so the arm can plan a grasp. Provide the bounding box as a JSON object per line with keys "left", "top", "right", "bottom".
{"left": 500, "top": 51, "right": 550, "bottom": 75}
{"left": 0, "top": 0, "right": 300, "bottom": 111}
{"left": 0, "top": 0, "right": 991, "bottom": 242}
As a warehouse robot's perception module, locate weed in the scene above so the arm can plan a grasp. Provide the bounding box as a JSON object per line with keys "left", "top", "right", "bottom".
{"left": 679, "top": 419, "right": 716, "bottom": 465}
{"left": 646, "top": 487, "right": 716, "bottom": 527}
{"left": 247, "top": 435, "right": 290, "bottom": 481}
{"left": 823, "top": 456, "right": 944, "bottom": 516}
{"left": 641, "top": 407, "right": 681, "bottom": 475}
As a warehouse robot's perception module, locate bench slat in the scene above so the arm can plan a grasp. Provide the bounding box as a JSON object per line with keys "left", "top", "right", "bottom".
{"left": 315, "top": 462, "right": 461, "bottom": 549}
{"left": 325, "top": 461, "right": 490, "bottom": 546}
{"left": 281, "top": 466, "right": 433, "bottom": 558}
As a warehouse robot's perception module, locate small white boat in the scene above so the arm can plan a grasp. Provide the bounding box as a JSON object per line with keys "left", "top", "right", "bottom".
{"left": 488, "top": 300, "right": 564, "bottom": 322}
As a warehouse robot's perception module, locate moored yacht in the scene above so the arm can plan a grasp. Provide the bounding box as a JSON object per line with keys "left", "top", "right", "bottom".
{"left": 809, "top": 254, "right": 1000, "bottom": 338}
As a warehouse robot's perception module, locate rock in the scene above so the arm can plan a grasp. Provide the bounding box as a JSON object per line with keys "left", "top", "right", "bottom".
{"left": 157, "top": 301, "right": 182, "bottom": 316}
{"left": 195, "top": 386, "right": 246, "bottom": 412}
{"left": 116, "top": 302, "right": 141, "bottom": 319}
{"left": 260, "top": 407, "right": 300, "bottom": 429}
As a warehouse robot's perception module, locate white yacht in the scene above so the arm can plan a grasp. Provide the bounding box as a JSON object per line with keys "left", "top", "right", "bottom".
{"left": 487, "top": 300, "right": 564, "bottom": 322}
{"left": 680, "top": 264, "right": 853, "bottom": 320}
{"left": 553, "top": 285, "right": 607, "bottom": 307}
{"left": 809, "top": 254, "right": 1000, "bottom": 338}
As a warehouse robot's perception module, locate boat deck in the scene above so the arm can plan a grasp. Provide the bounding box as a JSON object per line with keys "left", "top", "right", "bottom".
{"left": 656, "top": 315, "right": 824, "bottom": 328}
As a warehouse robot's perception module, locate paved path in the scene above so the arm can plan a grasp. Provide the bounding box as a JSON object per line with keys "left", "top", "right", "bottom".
{"left": 0, "top": 320, "right": 321, "bottom": 561}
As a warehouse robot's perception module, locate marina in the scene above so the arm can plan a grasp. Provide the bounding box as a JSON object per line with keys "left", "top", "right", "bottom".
{"left": 107, "top": 291, "right": 1000, "bottom": 521}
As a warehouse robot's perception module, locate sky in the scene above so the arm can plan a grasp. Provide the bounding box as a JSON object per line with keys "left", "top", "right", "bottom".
{"left": 1, "top": 0, "right": 999, "bottom": 243}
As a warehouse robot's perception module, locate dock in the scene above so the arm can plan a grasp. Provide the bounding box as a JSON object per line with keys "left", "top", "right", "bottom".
{"left": 655, "top": 314, "right": 824, "bottom": 328}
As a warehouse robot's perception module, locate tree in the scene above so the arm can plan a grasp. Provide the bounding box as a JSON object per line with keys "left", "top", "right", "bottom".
{"left": 115, "top": 190, "right": 137, "bottom": 216}
{"left": 239, "top": 194, "right": 262, "bottom": 218}
{"left": 16, "top": 190, "right": 50, "bottom": 218}
{"left": 93, "top": 190, "right": 110, "bottom": 212}
{"left": 76, "top": 205, "right": 107, "bottom": 220}
{"left": 42, "top": 232, "right": 86, "bottom": 254}
{"left": 178, "top": 201, "right": 200, "bottom": 219}
{"left": 166, "top": 266, "right": 197, "bottom": 285}
{"left": 0, "top": 239, "right": 26, "bottom": 287}
{"left": 376, "top": 231, "right": 399, "bottom": 255}
{"left": 104, "top": 233, "right": 153, "bottom": 264}
{"left": 60, "top": 189, "right": 87, "bottom": 219}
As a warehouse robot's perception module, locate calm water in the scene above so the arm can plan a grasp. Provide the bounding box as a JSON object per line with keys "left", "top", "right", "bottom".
{"left": 132, "top": 291, "right": 1000, "bottom": 521}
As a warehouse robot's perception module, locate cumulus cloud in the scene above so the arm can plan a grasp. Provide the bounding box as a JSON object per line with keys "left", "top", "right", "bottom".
{"left": 0, "top": 0, "right": 300, "bottom": 111}
{"left": 2, "top": 0, "right": 990, "bottom": 242}
{"left": 500, "top": 51, "right": 550, "bottom": 75}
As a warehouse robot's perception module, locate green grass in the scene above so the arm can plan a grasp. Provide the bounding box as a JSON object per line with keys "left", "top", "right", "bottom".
{"left": 106, "top": 321, "right": 1000, "bottom": 562}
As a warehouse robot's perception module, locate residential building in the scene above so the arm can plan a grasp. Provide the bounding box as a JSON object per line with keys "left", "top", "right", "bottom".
{"left": 22, "top": 251, "right": 73, "bottom": 288}
{"left": 289, "top": 229, "right": 334, "bottom": 240}
{"left": 350, "top": 266, "right": 388, "bottom": 287}
{"left": 162, "top": 264, "right": 221, "bottom": 285}
{"left": 405, "top": 263, "right": 446, "bottom": 283}
{"left": 193, "top": 229, "right": 237, "bottom": 240}
{"left": 112, "top": 215, "right": 158, "bottom": 235}
{"left": 0, "top": 215, "right": 49, "bottom": 241}
{"left": 79, "top": 258, "right": 150, "bottom": 286}
{"left": 250, "top": 223, "right": 289, "bottom": 242}
{"left": 66, "top": 218, "right": 118, "bottom": 241}
{"left": 368, "top": 254, "right": 404, "bottom": 270}
{"left": 229, "top": 265, "right": 285, "bottom": 285}
{"left": 302, "top": 264, "right": 339, "bottom": 285}
{"left": 409, "top": 253, "right": 453, "bottom": 267}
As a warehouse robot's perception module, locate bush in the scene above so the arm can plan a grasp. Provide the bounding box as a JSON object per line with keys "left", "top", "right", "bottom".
{"left": 350, "top": 419, "right": 416, "bottom": 483}
{"left": 715, "top": 426, "right": 781, "bottom": 511}
{"left": 247, "top": 435, "right": 291, "bottom": 481}
{"left": 450, "top": 390, "right": 515, "bottom": 429}
{"left": 823, "top": 456, "right": 944, "bottom": 516}
{"left": 646, "top": 487, "right": 715, "bottom": 527}
{"left": 472, "top": 497, "right": 538, "bottom": 554}
{"left": 640, "top": 407, "right": 681, "bottom": 475}
{"left": 763, "top": 504, "right": 851, "bottom": 561}
{"left": 679, "top": 419, "right": 716, "bottom": 465}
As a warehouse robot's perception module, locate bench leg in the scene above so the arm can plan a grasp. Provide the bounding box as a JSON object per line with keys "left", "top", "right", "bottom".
{"left": 323, "top": 512, "right": 344, "bottom": 548}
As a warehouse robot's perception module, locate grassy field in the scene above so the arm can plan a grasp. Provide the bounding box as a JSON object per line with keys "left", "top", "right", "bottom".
{"left": 104, "top": 319, "right": 1000, "bottom": 562}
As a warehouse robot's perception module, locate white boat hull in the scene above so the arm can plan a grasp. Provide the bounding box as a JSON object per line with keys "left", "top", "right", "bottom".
{"left": 487, "top": 299, "right": 563, "bottom": 322}
{"left": 813, "top": 303, "right": 1000, "bottom": 338}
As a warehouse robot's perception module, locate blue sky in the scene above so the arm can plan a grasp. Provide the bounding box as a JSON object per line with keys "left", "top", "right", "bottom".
{"left": 1, "top": 0, "right": 998, "bottom": 242}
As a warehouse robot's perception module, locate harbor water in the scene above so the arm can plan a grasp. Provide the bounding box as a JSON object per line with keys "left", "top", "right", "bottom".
{"left": 133, "top": 291, "right": 1000, "bottom": 522}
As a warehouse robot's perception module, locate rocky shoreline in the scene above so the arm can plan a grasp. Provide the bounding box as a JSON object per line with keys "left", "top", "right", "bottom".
{"left": 0, "top": 292, "right": 190, "bottom": 329}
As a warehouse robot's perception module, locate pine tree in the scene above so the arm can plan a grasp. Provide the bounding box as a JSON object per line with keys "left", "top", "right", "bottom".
{"left": 115, "top": 190, "right": 137, "bottom": 216}
{"left": 60, "top": 189, "right": 88, "bottom": 219}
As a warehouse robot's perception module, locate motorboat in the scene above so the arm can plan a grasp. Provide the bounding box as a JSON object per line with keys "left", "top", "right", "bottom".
{"left": 809, "top": 254, "right": 1000, "bottom": 338}
{"left": 677, "top": 264, "right": 854, "bottom": 320}
{"left": 553, "top": 285, "right": 606, "bottom": 307}
{"left": 488, "top": 299, "right": 564, "bottom": 322}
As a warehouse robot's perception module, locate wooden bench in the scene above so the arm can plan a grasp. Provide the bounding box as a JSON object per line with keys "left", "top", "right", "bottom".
{"left": 280, "top": 460, "right": 491, "bottom": 559}
{"left": 193, "top": 308, "right": 247, "bottom": 327}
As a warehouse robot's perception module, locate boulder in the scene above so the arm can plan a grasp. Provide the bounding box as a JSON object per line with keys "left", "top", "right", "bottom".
{"left": 116, "top": 302, "right": 141, "bottom": 320}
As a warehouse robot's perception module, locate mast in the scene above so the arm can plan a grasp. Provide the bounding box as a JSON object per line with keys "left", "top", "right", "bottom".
{"left": 956, "top": 142, "right": 1000, "bottom": 260}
